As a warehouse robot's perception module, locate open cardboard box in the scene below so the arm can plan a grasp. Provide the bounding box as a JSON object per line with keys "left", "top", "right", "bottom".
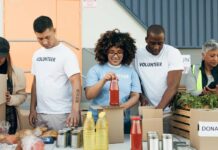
{"left": 190, "top": 109, "right": 218, "bottom": 150}
{"left": 91, "top": 105, "right": 124, "bottom": 144}
{"left": 139, "top": 106, "right": 163, "bottom": 141}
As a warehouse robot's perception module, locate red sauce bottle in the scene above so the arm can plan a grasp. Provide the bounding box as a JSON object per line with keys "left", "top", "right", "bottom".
{"left": 131, "top": 116, "right": 142, "bottom": 150}
{"left": 109, "top": 79, "right": 119, "bottom": 106}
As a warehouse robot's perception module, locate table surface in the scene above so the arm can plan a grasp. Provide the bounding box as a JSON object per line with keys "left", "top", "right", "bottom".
{"left": 45, "top": 134, "right": 195, "bottom": 150}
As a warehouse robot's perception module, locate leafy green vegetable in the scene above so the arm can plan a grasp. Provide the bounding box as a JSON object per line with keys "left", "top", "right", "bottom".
{"left": 172, "top": 92, "right": 218, "bottom": 110}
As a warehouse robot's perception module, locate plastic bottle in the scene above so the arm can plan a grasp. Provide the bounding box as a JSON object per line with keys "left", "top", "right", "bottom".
{"left": 109, "top": 78, "right": 119, "bottom": 106}
{"left": 83, "top": 111, "right": 95, "bottom": 150}
{"left": 131, "top": 116, "right": 142, "bottom": 150}
{"left": 95, "top": 112, "right": 108, "bottom": 150}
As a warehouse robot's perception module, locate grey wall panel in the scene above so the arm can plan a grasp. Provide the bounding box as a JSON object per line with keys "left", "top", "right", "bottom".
{"left": 117, "top": 0, "right": 218, "bottom": 48}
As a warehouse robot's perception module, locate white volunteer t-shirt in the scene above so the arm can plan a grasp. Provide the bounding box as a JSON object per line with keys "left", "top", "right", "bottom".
{"left": 31, "top": 43, "right": 80, "bottom": 114}
{"left": 134, "top": 44, "right": 184, "bottom": 107}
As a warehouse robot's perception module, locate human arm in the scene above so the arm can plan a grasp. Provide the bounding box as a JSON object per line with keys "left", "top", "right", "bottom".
{"left": 156, "top": 70, "right": 182, "bottom": 109}
{"left": 120, "top": 92, "right": 140, "bottom": 110}
{"left": 29, "top": 76, "right": 37, "bottom": 127}
{"left": 184, "top": 66, "right": 202, "bottom": 96}
{"left": 85, "top": 72, "right": 117, "bottom": 100}
{"left": 66, "top": 73, "right": 82, "bottom": 127}
{"left": 6, "top": 68, "right": 27, "bottom": 106}
{"left": 139, "top": 93, "right": 149, "bottom": 106}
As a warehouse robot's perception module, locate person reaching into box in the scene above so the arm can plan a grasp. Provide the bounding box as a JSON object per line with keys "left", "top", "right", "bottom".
{"left": 133, "top": 25, "right": 184, "bottom": 133}
{"left": 85, "top": 29, "right": 141, "bottom": 133}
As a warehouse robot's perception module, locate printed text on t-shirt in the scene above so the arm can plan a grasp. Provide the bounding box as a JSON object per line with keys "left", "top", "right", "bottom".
{"left": 139, "top": 62, "right": 162, "bottom": 67}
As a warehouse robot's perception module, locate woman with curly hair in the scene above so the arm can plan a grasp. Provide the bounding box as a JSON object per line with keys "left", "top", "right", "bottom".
{"left": 85, "top": 29, "right": 141, "bottom": 133}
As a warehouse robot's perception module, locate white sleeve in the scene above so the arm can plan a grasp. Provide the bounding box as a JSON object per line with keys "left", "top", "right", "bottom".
{"left": 64, "top": 52, "right": 80, "bottom": 78}
{"left": 168, "top": 48, "right": 184, "bottom": 71}
{"left": 31, "top": 54, "right": 36, "bottom": 75}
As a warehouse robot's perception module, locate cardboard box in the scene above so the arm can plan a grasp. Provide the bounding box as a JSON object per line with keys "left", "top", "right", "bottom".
{"left": 0, "top": 74, "right": 7, "bottom": 121}
{"left": 190, "top": 109, "right": 218, "bottom": 150}
{"left": 91, "top": 106, "right": 124, "bottom": 144}
{"left": 104, "top": 107, "right": 124, "bottom": 144}
{"left": 139, "top": 106, "right": 163, "bottom": 141}
{"left": 0, "top": 102, "right": 6, "bottom": 121}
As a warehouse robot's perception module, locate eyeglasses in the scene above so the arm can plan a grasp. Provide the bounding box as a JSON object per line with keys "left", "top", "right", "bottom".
{"left": 149, "top": 41, "right": 164, "bottom": 46}
{"left": 108, "top": 51, "right": 124, "bottom": 56}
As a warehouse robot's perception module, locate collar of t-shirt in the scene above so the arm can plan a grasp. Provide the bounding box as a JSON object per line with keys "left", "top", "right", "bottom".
{"left": 145, "top": 45, "right": 165, "bottom": 57}
{"left": 107, "top": 62, "right": 121, "bottom": 68}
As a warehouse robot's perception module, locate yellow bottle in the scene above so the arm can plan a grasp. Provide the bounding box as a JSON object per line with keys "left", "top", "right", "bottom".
{"left": 95, "top": 112, "right": 108, "bottom": 150}
{"left": 83, "top": 111, "right": 95, "bottom": 150}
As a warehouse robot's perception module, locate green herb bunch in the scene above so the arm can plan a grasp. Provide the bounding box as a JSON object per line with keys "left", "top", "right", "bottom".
{"left": 172, "top": 92, "right": 218, "bottom": 110}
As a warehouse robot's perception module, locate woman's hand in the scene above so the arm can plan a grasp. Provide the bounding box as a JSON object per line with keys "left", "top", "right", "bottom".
{"left": 103, "top": 72, "right": 117, "bottom": 82}
{"left": 5, "top": 91, "right": 11, "bottom": 103}
{"left": 139, "top": 94, "right": 149, "bottom": 106}
{"left": 203, "top": 87, "right": 216, "bottom": 94}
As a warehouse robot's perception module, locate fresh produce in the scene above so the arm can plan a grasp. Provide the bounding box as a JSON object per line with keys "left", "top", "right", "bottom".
{"left": 172, "top": 92, "right": 218, "bottom": 109}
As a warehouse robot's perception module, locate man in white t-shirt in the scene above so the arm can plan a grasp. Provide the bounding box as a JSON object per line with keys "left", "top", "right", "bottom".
{"left": 134, "top": 24, "right": 184, "bottom": 132}
{"left": 29, "top": 16, "right": 81, "bottom": 130}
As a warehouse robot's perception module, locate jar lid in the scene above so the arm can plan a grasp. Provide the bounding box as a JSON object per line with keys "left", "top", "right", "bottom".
{"left": 131, "top": 116, "right": 141, "bottom": 120}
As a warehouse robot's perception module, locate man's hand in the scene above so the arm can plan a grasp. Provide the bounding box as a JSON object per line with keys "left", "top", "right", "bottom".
{"left": 66, "top": 110, "right": 80, "bottom": 127}
{"left": 29, "top": 110, "right": 37, "bottom": 127}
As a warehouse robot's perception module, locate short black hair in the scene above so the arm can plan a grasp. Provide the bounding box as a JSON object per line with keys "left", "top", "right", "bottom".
{"left": 147, "top": 24, "right": 165, "bottom": 36}
{"left": 95, "top": 29, "right": 136, "bottom": 65}
{"left": 33, "top": 16, "right": 53, "bottom": 33}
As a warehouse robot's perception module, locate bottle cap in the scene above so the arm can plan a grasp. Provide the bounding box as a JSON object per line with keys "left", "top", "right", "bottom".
{"left": 87, "top": 111, "right": 92, "bottom": 119}
{"left": 131, "top": 116, "right": 141, "bottom": 120}
{"left": 99, "top": 112, "right": 106, "bottom": 118}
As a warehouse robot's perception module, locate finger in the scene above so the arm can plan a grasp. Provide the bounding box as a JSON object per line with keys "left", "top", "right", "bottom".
{"left": 29, "top": 116, "right": 34, "bottom": 126}
{"left": 73, "top": 118, "right": 78, "bottom": 127}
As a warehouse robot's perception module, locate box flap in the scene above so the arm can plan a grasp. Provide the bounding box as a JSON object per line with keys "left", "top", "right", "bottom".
{"left": 140, "top": 107, "right": 163, "bottom": 118}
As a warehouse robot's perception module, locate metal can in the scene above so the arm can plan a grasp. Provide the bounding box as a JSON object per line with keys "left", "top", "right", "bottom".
{"left": 162, "top": 134, "right": 173, "bottom": 150}
{"left": 147, "top": 132, "right": 159, "bottom": 150}
{"left": 63, "top": 128, "right": 72, "bottom": 147}
{"left": 71, "top": 129, "right": 80, "bottom": 148}
{"left": 56, "top": 130, "right": 66, "bottom": 148}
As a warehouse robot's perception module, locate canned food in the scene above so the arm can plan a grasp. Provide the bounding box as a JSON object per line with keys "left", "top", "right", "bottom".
{"left": 63, "top": 128, "right": 72, "bottom": 147}
{"left": 147, "top": 132, "right": 159, "bottom": 150}
{"left": 56, "top": 130, "right": 66, "bottom": 148}
{"left": 162, "top": 134, "right": 173, "bottom": 150}
{"left": 71, "top": 130, "right": 80, "bottom": 148}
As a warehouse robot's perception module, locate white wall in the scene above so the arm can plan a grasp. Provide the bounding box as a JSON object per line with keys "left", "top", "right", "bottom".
{"left": 82, "top": 0, "right": 147, "bottom": 48}
{"left": 0, "top": 0, "right": 3, "bottom": 36}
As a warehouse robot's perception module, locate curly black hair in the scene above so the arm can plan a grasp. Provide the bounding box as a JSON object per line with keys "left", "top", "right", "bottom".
{"left": 95, "top": 29, "right": 136, "bottom": 65}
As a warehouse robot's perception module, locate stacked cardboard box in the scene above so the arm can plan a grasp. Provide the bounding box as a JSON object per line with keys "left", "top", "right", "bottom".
{"left": 139, "top": 106, "right": 163, "bottom": 141}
